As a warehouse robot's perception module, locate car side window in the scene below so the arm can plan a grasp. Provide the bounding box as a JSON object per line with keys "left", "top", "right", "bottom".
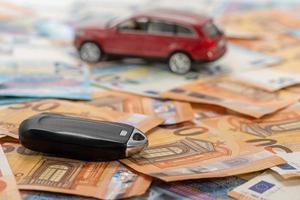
{"left": 176, "top": 24, "right": 195, "bottom": 36}
{"left": 118, "top": 18, "right": 149, "bottom": 32}
{"left": 148, "top": 20, "right": 175, "bottom": 35}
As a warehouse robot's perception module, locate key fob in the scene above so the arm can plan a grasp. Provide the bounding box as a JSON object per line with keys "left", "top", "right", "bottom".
{"left": 19, "top": 113, "right": 148, "bottom": 161}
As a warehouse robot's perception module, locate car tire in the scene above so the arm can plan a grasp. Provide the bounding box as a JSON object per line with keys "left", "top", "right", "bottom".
{"left": 79, "top": 42, "right": 103, "bottom": 63}
{"left": 168, "top": 52, "right": 192, "bottom": 74}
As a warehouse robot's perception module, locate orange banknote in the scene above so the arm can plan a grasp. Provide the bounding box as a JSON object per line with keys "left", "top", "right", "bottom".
{"left": 220, "top": 9, "right": 300, "bottom": 39}
{"left": 160, "top": 76, "right": 297, "bottom": 118}
{"left": 0, "top": 145, "right": 21, "bottom": 200}
{"left": 202, "top": 102, "right": 300, "bottom": 153}
{"left": 121, "top": 121, "right": 284, "bottom": 182}
{"left": 90, "top": 90, "right": 193, "bottom": 125}
{"left": 201, "top": 102, "right": 300, "bottom": 180}
{"left": 0, "top": 100, "right": 164, "bottom": 138}
{"left": 231, "top": 35, "right": 300, "bottom": 55}
{"left": 220, "top": 9, "right": 300, "bottom": 54}
{"left": 192, "top": 103, "right": 229, "bottom": 122}
{"left": 3, "top": 143, "right": 151, "bottom": 199}
{"left": 276, "top": 62, "right": 300, "bottom": 98}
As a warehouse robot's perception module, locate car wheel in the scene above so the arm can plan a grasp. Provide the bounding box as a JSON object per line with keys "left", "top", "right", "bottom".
{"left": 168, "top": 52, "right": 192, "bottom": 74}
{"left": 79, "top": 42, "right": 102, "bottom": 63}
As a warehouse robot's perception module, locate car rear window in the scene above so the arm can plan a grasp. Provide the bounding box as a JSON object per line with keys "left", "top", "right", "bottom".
{"left": 202, "top": 22, "right": 220, "bottom": 38}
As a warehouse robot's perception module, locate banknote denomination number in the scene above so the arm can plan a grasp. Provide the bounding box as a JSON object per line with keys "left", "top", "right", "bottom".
{"left": 165, "top": 123, "right": 208, "bottom": 136}
{"left": 9, "top": 102, "right": 60, "bottom": 111}
{"left": 246, "top": 138, "right": 292, "bottom": 153}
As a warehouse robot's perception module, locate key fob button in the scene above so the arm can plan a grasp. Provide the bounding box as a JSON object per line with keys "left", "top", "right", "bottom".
{"left": 133, "top": 132, "right": 146, "bottom": 141}
{"left": 125, "top": 128, "right": 148, "bottom": 157}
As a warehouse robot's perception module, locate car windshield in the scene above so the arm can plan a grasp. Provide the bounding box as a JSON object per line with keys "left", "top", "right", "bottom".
{"left": 202, "top": 22, "right": 221, "bottom": 38}
{"left": 105, "top": 13, "right": 132, "bottom": 28}
{"left": 105, "top": 17, "right": 119, "bottom": 28}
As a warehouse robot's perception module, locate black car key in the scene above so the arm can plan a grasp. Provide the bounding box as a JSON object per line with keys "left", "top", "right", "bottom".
{"left": 19, "top": 113, "right": 148, "bottom": 161}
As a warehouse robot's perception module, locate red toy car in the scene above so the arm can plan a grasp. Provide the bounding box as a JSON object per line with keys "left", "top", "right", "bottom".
{"left": 75, "top": 9, "right": 226, "bottom": 74}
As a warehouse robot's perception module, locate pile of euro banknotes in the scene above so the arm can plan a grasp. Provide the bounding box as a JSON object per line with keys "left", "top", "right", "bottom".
{"left": 1, "top": 0, "right": 300, "bottom": 199}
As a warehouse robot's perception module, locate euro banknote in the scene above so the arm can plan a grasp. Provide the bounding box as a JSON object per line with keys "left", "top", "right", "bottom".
{"left": 230, "top": 67, "right": 300, "bottom": 92}
{"left": 90, "top": 90, "right": 193, "bottom": 125}
{"left": 91, "top": 44, "right": 280, "bottom": 97}
{"left": 0, "top": 60, "right": 91, "bottom": 100}
{"left": 22, "top": 191, "right": 94, "bottom": 200}
{"left": 0, "top": 99, "right": 164, "bottom": 138}
{"left": 3, "top": 143, "right": 151, "bottom": 199}
{"left": 121, "top": 121, "right": 284, "bottom": 182}
{"left": 201, "top": 102, "right": 300, "bottom": 153}
{"left": 0, "top": 145, "right": 21, "bottom": 200}
{"left": 271, "top": 152, "right": 300, "bottom": 179}
{"left": 154, "top": 176, "right": 247, "bottom": 200}
{"left": 220, "top": 9, "right": 300, "bottom": 56}
{"left": 160, "top": 76, "right": 298, "bottom": 118}
{"left": 134, "top": 176, "right": 247, "bottom": 200}
{"left": 229, "top": 171, "right": 300, "bottom": 200}
{"left": 0, "top": 97, "right": 38, "bottom": 106}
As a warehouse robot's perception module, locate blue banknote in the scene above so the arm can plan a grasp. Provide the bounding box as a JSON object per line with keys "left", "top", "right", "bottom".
{"left": 153, "top": 176, "right": 247, "bottom": 200}
{"left": 132, "top": 185, "right": 188, "bottom": 200}
{"left": 22, "top": 191, "right": 95, "bottom": 200}
{"left": 0, "top": 97, "right": 40, "bottom": 105}
{"left": 0, "top": 61, "right": 91, "bottom": 100}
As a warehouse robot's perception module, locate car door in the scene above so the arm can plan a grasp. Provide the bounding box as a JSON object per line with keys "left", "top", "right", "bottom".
{"left": 141, "top": 20, "right": 177, "bottom": 58}
{"left": 104, "top": 18, "right": 149, "bottom": 56}
{"left": 174, "top": 23, "right": 201, "bottom": 57}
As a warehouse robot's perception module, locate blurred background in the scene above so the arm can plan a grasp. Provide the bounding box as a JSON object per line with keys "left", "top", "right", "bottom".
{"left": 2, "top": 0, "right": 300, "bottom": 41}
{"left": 1, "top": 0, "right": 300, "bottom": 104}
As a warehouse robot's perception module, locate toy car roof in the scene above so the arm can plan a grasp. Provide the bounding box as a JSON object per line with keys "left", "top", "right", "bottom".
{"left": 134, "top": 9, "right": 211, "bottom": 26}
